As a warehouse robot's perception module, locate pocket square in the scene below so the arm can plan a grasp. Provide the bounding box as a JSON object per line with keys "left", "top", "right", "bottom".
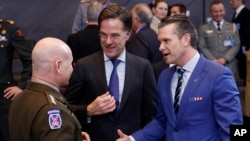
{"left": 189, "top": 97, "right": 203, "bottom": 101}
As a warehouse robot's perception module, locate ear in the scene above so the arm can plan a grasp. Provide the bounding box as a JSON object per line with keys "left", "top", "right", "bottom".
{"left": 182, "top": 33, "right": 191, "bottom": 47}
{"left": 152, "top": 7, "right": 156, "bottom": 14}
{"left": 55, "top": 60, "right": 62, "bottom": 74}
{"left": 125, "top": 30, "right": 132, "bottom": 40}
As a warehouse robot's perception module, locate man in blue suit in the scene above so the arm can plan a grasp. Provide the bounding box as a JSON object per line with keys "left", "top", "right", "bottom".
{"left": 117, "top": 15, "right": 243, "bottom": 141}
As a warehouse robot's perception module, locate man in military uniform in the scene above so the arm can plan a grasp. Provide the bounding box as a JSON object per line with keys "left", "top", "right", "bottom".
{"left": 0, "top": 19, "right": 32, "bottom": 141}
{"left": 198, "top": 0, "right": 240, "bottom": 75}
{"left": 8, "top": 37, "right": 90, "bottom": 141}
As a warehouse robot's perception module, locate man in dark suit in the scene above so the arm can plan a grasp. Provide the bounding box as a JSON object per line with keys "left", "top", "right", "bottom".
{"left": 0, "top": 19, "right": 32, "bottom": 141}
{"left": 67, "top": 1, "right": 103, "bottom": 63}
{"left": 117, "top": 15, "right": 242, "bottom": 141}
{"left": 127, "top": 3, "right": 162, "bottom": 64}
{"left": 127, "top": 3, "right": 167, "bottom": 81}
{"left": 230, "top": 0, "right": 250, "bottom": 84}
{"left": 64, "top": 4, "right": 157, "bottom": 141}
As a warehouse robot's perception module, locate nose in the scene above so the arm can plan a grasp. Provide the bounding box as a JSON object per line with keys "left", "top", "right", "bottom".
{"left": 159, "top": 42, "right": 164, "bottom": 51}
{"left": 104, "top": 36, "right": 113, "bottom": 44}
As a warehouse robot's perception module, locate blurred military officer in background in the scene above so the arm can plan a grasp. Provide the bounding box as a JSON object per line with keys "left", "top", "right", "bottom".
{"left": 0, "top": 19, "right": 32, "bottom": 141}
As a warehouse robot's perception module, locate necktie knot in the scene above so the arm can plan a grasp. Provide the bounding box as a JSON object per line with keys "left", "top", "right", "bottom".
{"left": 177, "top": 68, "right": 185, "bottom": 75}
{"left": 217, "top": 22, "right": 221, "bottom": 31}
{"left": 111, "top": 59, "right": 121, "bottom": 68}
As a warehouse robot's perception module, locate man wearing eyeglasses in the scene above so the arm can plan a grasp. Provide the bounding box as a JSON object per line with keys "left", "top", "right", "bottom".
{"left": 64, "top": 4, "right": 157, "bottom": 141}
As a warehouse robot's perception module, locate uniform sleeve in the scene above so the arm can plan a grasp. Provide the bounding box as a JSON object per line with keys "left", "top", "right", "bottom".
{"left": 223, "top": 23, "right": 240, "bottom": 63}
{"left": 9, "top": 23, "right": 32, "bottom": 89}
{"left": 198, "top": 25, "right": 216, "bottom": 60}
{"left": 31, "top": 105, "right": 82, "bottom": 141}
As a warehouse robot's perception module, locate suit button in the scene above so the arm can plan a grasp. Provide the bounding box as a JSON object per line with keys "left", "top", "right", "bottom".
{"left": 174, "top": 128, "right": 178, "bottom": 132}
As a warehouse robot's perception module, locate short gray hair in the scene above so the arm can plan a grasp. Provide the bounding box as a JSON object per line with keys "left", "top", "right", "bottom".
{"left": 87, "top": 1, "right": 103, "bottom": 22}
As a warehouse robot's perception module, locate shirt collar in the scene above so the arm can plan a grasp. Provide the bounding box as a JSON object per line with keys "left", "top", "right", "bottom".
{"left": 136, "top": 24, "right": 147, "bottom": 33}
{"left": 236, "top": 4, "right": 245, "bottom": 15}
{"left": 104, "top": 49, "right": 126, "bottom": 62}
{"left": 178, "top": 52, "right": 200, "bottom": 73}
{"left": 212, "top": 19, "right": 224, "bottom": 27}
{"left": 31, "top": 77, "right": 60, "bottom": 92}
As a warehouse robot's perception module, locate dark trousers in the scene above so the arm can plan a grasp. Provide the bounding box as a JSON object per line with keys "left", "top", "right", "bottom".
{"left": 238, "top": 58, "right": 246, "bottom": 80}
{"left": 0, "top": 84, "right": 12, "bottom": 141}
{"left": 0, "top": 113, "right": 10, "bottom": 141}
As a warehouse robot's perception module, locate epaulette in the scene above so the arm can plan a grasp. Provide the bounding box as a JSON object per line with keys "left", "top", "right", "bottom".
{"left": 48, "top": 94, "right": 57, "bottom": 105}
{"left": 81, "top": 0, "right": 91, "bottom": 4}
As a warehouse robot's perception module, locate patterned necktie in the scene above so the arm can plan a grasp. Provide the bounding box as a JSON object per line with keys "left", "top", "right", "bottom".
{"left": 109, "top": 59, "right": 121, "bottom": 112}
{"left": 174, "top": 68, "right": 185, "bottom": 114}
{"left": 217, "top": 22, "right": 221, "bottom": 31}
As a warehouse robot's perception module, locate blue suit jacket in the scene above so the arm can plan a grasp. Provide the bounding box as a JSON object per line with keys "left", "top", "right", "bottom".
{"left": 132, "top": 55, "right": 243, "bottom": 141}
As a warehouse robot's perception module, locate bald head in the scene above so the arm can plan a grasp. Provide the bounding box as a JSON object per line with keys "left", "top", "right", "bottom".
{"left": 32, "top": 37, "right": 73, "bottom": 87}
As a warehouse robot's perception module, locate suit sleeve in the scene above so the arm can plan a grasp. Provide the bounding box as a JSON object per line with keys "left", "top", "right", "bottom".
{"left": 142, "top": 61, "right": 158, "bottom": 124}
{"left": 213, "top": 67, "right": 243, "bottom": 140}
{"left": 132, "top": 71, "right": 168, "bottom": 141}
{"left": 10, "top": 24, "right": 32, "bottom": 89}
{"left": 63, "top": 62, "right": 88, "bottom": 122}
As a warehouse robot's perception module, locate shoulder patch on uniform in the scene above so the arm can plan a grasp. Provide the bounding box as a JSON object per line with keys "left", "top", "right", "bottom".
{"left": 47, "top": 109, "right": 62, "bottom": 129}
{"left": 81, "top": 0, "right": 91, "bottom": 3}
{"left": 48, "top": 94, "right": 56, "bottom": 105}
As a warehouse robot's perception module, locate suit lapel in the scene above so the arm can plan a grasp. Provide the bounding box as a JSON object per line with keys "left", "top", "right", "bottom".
{"left": 93, "top": 51, "right": 109, "bottom": 92}
{"left": 176, "top": 56, "right": 207, "bottom": 119}
{"left": 118, "top": 52, "right": 137, "bottom": 114}
{"left": 164, "top": 67, "right": 177, "bottom": 123}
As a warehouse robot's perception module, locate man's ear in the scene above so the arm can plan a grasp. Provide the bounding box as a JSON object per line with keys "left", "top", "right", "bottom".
{"left": 125, "top": 30, "right": 132, "bottom": 40}
{"left": 55, "top": 60, "right": 62, "bottom": 74}
{"left": 182, "top": 33, "right": 191, "bottom": 47}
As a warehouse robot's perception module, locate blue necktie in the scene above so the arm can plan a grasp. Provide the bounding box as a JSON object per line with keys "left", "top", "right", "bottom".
{"left": 174, "top": 68, "right": 185, "bottom": 114}
{"left": 109, "top": 59, "right": 121, "bottom": 112}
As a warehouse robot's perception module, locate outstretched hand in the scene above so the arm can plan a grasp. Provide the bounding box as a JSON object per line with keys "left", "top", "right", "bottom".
{"left": 116, "top": 129, "right": 131, "bottom": 141}
{"left": 82, "top": 132, "right": 90, "bottom": 141}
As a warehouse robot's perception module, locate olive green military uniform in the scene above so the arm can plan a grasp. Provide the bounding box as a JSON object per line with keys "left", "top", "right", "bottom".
{"left": 0, "top": 19, "right": 32, "bottom": 141}
{"left": 9, "top": 81, "right": 82, "bottom": 141}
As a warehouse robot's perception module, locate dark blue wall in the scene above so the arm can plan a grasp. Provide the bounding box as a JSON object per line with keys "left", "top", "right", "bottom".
{"left": 0, "top": 0, "right": 249, "bottom": 42}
